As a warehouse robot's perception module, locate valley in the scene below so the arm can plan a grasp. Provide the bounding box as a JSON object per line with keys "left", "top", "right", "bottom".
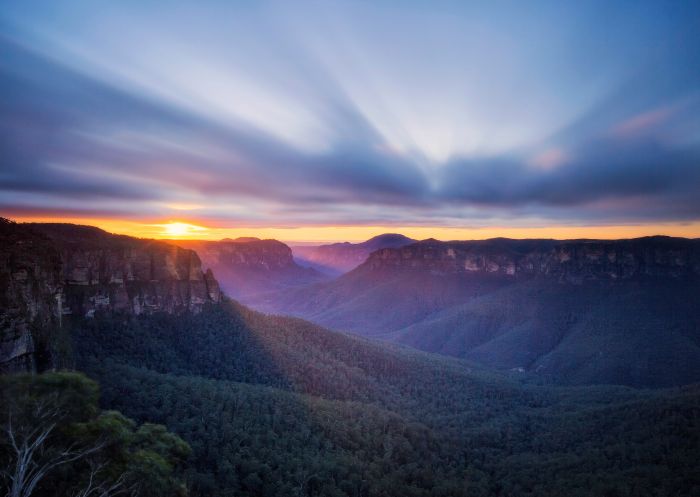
{"left": 1, "top": 219, "right": 699, "bottom": 496}
{"left": 3, "top": 3, "right": 698, "bottom": 495}
{"left": 254, "top": 237, "right": 700, "bottom": 387}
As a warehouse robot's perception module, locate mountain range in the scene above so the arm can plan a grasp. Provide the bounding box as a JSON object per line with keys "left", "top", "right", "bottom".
{"left": 1, "top": 219, "right": 699, "bottom": 496}
{"left": 292, "top": 233, "right": 416, "bottom": 275}
{"left": 5, "top": 220, "right": 699, "bottom": 388}
{"left": 252, "top": 236, "right": 700, "bottom": 387}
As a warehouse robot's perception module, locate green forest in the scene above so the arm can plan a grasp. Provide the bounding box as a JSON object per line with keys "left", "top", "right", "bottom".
{"left": 50, "top": 299, "right": 700, "bottom": 497}
{"left": 0, "top": 373, "right": 190, "bottom": 497}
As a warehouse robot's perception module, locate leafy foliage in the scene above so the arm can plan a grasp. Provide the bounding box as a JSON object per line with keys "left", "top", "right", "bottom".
{"left": 0, "top": 372, "right": 190, "bottom": 497}
{"left": 69, "top": 300, "right": 700, "bottom": 497}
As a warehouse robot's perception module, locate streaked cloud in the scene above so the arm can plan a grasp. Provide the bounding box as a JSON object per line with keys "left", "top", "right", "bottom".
{"left": 1, "top": 0, "right": 699, "bottom": 234}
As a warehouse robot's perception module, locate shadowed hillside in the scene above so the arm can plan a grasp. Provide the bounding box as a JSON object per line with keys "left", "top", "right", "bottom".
{"left": 252, "top": 237, "right": 700, "bottom": 387}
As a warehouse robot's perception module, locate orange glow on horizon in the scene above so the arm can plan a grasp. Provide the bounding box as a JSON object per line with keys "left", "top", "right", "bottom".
{"left": 6, "top": 215, "right": 700, "bottom": 243}
{"left": 159, "top": 222, "right": 208, "bottom": 238}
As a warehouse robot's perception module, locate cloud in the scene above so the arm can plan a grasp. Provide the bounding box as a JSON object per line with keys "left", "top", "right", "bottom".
{"left": 438, "top": 133, "right": 700, "bottom": 216}
{"left": 1, "top": 0, "right": 699, "bottom": 230}
{"left": 0, "top": 40, "right": 427, "bottom": 205}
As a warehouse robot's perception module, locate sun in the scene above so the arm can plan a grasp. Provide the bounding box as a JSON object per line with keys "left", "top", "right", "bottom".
{"left": 161, "top": 222, "right": 208, "bottom": 238}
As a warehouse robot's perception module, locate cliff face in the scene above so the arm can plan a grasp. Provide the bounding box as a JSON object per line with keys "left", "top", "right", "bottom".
{"left": 35, "top": 224, "right": 222, "bottom": 316}
{"left": 249, "top": 235, "right": 700, "bottom": 387}
{"left": 364, "top": 237, "right": 700, "bottom": 282}
{"left": 0, "top": 221, "right": 221, "bottom": 373}
{"left": 0, "top": 221, "right": 63, "bottom": 373}
{"left": 175, "top": 238, "right": 326, "bottom": 300}
{"left": 178, "top": 238, "right": 297, "bottom": 271}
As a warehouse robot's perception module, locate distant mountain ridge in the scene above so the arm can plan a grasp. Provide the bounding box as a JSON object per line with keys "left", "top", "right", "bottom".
{"left": 365, "top": 236, "right": 700, "bottom": 280}
{"left": 251, "top": 236, "right": 700, "bottom": 387}
{"left": 174, "top": 238, "right": 327, "bottom": 301}
{"left": 293, "top": 233, "right": 416, "bottom": 275}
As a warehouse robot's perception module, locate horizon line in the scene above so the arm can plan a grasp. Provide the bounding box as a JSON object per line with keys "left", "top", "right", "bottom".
{"left": 5, "top": 215, "right": 700, "bottom": 245}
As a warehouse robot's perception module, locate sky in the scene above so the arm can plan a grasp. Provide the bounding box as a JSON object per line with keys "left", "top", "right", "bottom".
{"left": 1, "top": 0, "right": 700, "bottom": 242}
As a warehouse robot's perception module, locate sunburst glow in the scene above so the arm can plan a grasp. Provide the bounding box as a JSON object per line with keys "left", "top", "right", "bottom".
{"left": 160, "top": 222, "right": 208, "bottom": 238}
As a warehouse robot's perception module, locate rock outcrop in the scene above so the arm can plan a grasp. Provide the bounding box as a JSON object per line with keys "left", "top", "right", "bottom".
{"left": 34, "top": 223, "right": 222, "bottom": 316}
{"left": 0, "top": 220, "right": 221, "bottom": 373}
{"left": 248, "top": 235, "right": 700, "bottom": 387}
{"left": 175, "top": 238, "right": 326, "bottom": 300}
{"left": 179, "top": 238, "right": 297, "bottom": 271}
{"left": 365, "top": 237, "right": 700, "bottom": 282}
{"left": 0, "top": 220, "right": 63, "bottom": 373}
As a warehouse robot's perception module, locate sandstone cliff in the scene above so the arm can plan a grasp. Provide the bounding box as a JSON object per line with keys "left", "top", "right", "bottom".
{"left": 247, "top": 235, "right": 700, "bottom": 387}
{"left": 178, "top": 238, "right": 298, "bottom": 271}
{"left": 0, "top": 220, "right": 63, "bottom": 372}
{"left": 175, "top": 238, "right": 326, "bottom": 300}
{"left": 0, "top": 220, "right": 221, "bottom": 372}
{"left": 35, "top": 223, "right": 222, "bottom": 316}
{"left": 364, "top": 237, "right": 700, "bottom": 282}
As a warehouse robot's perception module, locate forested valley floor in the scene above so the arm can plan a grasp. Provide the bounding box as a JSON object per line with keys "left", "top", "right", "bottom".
{"left": 64, "top": 300, "right": 700, "bottom": 497}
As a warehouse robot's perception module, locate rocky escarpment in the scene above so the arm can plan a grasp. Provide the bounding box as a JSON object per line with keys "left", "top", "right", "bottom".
{"left": 365, "top": 237, "right": 700, "bottom": 282}
{"left": 249, "top": 235, "right": 700, "bottom": 387}
{"left": 178, "top": 238, "right": 298, "bottom": 271}
{"left": 33, "top": 223, "right": 222, "bottom": 316}
{"left": 0, "top": 220, "right": 221, "bottom": 373}
{"left": 0, "top": 220, "right": 63, "bottom": 372}
{"left": 176, "top": 238, "right": 326, "bottom": 300}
